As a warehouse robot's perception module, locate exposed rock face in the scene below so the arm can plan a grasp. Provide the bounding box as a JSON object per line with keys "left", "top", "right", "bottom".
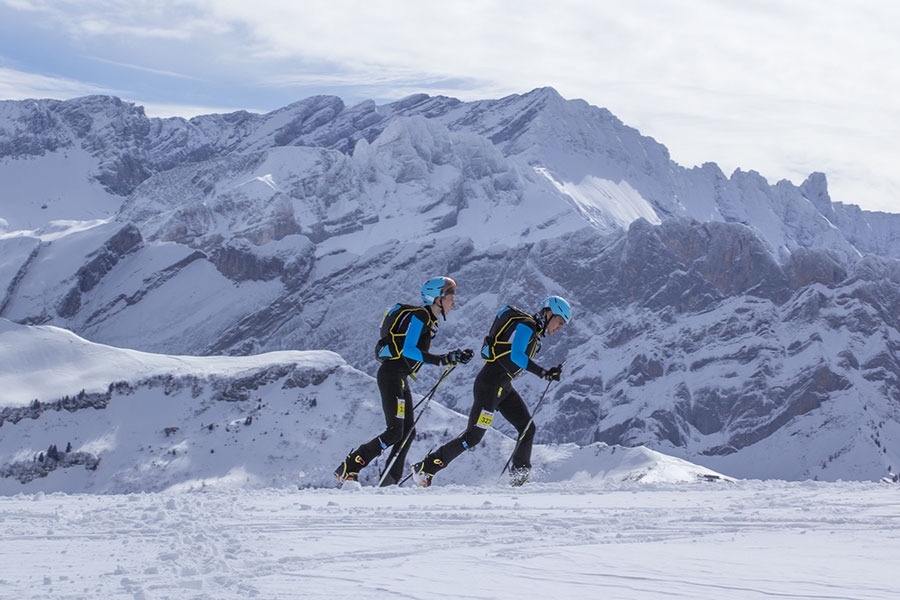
{"left": 210, "top": 246, "right": 286, "bottom": 282}
{"left": 0, "top": 389, "right": 113, "bottom": 426}
{"left": 57, "top": 224, "right": 143, "bottom": 318}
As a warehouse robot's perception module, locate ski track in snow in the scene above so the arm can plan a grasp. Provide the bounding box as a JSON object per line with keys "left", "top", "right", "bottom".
{"left": 1, "top": 480, "right": 898, "bottom": 600}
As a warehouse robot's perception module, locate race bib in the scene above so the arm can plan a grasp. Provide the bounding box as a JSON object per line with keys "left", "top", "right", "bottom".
{"left": 476, "top": 410, "right": 494, "bottom": 429}
{"left": 396, "top": 397, "right": 406, "bottom": 418}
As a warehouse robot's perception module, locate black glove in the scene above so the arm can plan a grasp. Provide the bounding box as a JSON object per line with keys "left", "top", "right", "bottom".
{"left": 543, "top": 364, "right": 563, "bottom": 381}
{"left": 442, "top": 349, "right": 461, "bottom": 365}
{"left": 443, "top": 348, "right": 475, "bottom": 365}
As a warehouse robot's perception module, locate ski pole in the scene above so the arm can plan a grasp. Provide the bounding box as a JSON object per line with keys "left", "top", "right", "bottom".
{"left": 398, "top": 471, "right": 413, "bottom": 487}
{"left": 378, "top": 364, "right": 456, "bottom": 486}
{"left": 499, "top": 372, "right": 559, "bottom": 478}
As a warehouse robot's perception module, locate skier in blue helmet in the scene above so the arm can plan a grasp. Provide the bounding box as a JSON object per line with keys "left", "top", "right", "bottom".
{"left": 540, "top": 296, "right": 572, "bottom": 324}
{"left": 334, "top": 276, "right": 474, "bottom": 487}
{"left": 411, "top": 295, "right": 571, "bottom": 488}
{"left": 421, "top": 276, "right": 455, "bottom": 318}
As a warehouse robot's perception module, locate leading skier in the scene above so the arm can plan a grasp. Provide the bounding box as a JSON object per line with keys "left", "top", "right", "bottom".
{"left": 411, "top": 296, "right": 571, "bottom": 487}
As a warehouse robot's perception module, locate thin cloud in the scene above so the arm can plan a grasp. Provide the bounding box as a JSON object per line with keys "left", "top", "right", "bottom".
{"left": 0, "top": 66, "right": 108, "bottom": 100}
{"left": 1, "top": 0, "right": 220, "bottom": 37}
{"left": 87, "top": 56, "right": 207, "bottom": 82}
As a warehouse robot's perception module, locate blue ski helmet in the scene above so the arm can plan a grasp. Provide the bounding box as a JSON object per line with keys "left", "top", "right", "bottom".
{"left": 540, "top": 295, "right": 572, "bottom": 323}
{"left": 421, "top": 276, "right": 456, "bottom": 305}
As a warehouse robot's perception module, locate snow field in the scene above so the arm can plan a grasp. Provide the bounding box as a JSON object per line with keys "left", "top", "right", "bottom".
{"left": 1, "top": 480, "right": 897, "bottom": 600}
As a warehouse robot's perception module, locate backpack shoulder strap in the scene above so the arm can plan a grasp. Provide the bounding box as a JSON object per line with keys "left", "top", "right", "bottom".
{"left": 481, "top": 305, "right": 535, "bottom": 362}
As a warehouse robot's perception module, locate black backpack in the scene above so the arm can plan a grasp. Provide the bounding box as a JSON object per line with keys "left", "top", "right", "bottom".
{"left": 374, "top": 303, "right": 424, "bottom": 362}
{"left": 481, "top": 305, "right": 538, "bottom": 362}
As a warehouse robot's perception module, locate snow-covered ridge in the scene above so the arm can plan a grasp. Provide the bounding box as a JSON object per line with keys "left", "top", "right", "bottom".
{"left": 0, "top": 318, "right": 339, "bottom": 407}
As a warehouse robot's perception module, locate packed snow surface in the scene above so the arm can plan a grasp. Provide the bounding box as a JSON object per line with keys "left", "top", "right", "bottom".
{"left": 1, "top": 480, "right": 897, "bottom": 599}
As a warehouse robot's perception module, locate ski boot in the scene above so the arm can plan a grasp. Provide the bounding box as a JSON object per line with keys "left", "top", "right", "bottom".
{"left": 410, "top": 461, "right": 434, "bottom": 488}
{"left": 509, "top": 467, "right": 530, "bottom": 487}
{"left": 334, "top": 453, "right": 365, "bottom": 484}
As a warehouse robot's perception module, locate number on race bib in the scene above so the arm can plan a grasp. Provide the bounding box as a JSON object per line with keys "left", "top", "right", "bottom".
{"left": 476, "top": 410, "right": 494, "bottom": 429}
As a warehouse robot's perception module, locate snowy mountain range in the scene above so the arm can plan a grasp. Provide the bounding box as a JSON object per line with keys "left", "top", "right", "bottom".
{"left": 1, "top": 87, "right": 899, "bottom": 489}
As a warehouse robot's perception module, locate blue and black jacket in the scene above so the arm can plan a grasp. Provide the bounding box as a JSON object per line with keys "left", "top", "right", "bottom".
{"left": 375, "top": 304, "right": 443, "bottom": 375}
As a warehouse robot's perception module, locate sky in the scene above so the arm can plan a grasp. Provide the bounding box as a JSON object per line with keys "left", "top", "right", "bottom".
{"left": 0, "top": 1, "right": 898, "bottom": 214}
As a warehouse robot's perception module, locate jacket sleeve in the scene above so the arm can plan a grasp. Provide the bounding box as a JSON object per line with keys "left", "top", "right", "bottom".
{"left": 401, "top": 312, "right": 443, "bottom": 365}
{"left": 510, "top": 322, "right": 546, "bottom": 377}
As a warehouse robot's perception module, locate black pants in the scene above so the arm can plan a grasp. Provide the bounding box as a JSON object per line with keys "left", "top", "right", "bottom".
{"left": 353, "top": 363, "right": 414, "bottom": 484}
{"left": 424, "top": 363, "right": 535, "bottom": 475}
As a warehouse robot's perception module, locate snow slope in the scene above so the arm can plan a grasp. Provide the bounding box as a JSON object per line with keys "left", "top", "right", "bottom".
{"left": 0, "top": 318, "right": 325, "bottom": 407}
{"left": 0, "top": 148, "right": 121, "bottom": 231}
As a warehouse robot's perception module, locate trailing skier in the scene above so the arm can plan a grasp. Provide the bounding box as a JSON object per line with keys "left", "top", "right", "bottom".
{"left": 334, "top": 276, "right": 473, "bottom": 487}
{"left": 411, "top": 296, "right": 571, "bottom": 488}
